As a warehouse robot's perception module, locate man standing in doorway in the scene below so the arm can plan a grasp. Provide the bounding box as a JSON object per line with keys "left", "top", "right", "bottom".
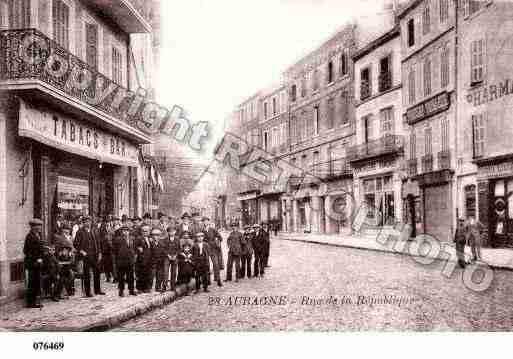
{"left": 23, "top": 218, "right": 46, "bottom": 308}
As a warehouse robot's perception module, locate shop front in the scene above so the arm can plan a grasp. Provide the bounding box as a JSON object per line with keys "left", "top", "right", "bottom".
{"left": 238, "top": 191, "right": 260, "bottom": 226}
{"left": 475, "top": 158, "right": 513, "bottom": 248}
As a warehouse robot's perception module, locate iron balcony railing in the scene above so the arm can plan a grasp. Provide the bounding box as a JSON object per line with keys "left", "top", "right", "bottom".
{"left": 360, "top": 80, "right": 371, "bottom": 100}
{"left": 422, "top": 153, "right": 434, "bottom": 173}
{"left": 0, "top": 29, "right": 141, "bottom": 130}
{"left": 378, "top": 71, "right": 392, "bottom": 92}
{"left": 347, "top": 135, "right": 404, "bottom": 163}
{"left": 311, "top": 158, "right": 352, "bottom": 179}
{"left": 438, "top": 150, "right": 451, "bottom": 170}
{"left": 407, "top": 158, "right": 418, "bottom": 177}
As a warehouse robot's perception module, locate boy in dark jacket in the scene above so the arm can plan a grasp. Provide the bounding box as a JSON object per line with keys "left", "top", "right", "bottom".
{"left": 177, "top": 242, "right": 194, "bottom": 295}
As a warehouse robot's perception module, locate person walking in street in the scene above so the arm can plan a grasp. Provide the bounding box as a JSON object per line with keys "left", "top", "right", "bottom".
{"left": 23, "top": 219, "right": 46, "bottom": 308}
{"left": 113, "top": 224, "right": 137, "bottom": 297}
{"left": 135, "top": 225, "right": 154, "bottom": 293}
{"left": 240, "top": 226, "right": 253, "bottom": 279}
{"left": 165, "top": 224, "right": 181, "bottom": 291}
{"left": 226, "top": 222, "right": 242, "bottom": 282}
{"left": 468, "top": 216, "right": 484, "bottom": 262}
{"left": 454, "top": 217, "right": 468, "bottom": 269}
{"left": 203, "top": 217, "right": 223, "bottom": 287}
{"left": 252, "top": 224, "right": 266, "bottom": 278}
{"left": 74, "top": 216, "right": 105, "bottom": 297}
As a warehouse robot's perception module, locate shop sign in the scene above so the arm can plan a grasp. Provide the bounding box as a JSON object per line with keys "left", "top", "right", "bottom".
{"left": 466, "top": 79, "right": 513, "bottom": 107}
{"left": 19, "top": 100, "right": 139, "bottom": 167}
{"left": 237, "top": 193, "right": 258, "bottom": 201}
{"left": 478, "top": 161, "right": 513, "bottom": 180}
{"left": 405, "top": 91, "right": 450, "bottom": 125}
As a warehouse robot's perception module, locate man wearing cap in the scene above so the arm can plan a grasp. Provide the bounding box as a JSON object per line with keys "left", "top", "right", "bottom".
{"left": 135, "top": 224, "right": 155, "bottom": 292}
{"left": 23, "top": 219, "right": 46, "bottom": 308}
{"left": 226, "top": 222, "right": 242, "bottom": 282}
{"left": 192, "top": 232, "right": 210, "bottom": 293}
{"left": 113, "top": 224, "right": 137, "bottom": 297}
{"left": 74, "top": 216, "right": 105, "bottom": 297}
{"left": 203, "top": 217, "right": 223, "bottom": 287}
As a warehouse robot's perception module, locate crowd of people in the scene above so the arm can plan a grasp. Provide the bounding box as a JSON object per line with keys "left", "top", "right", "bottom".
{"left": 23, "top": 211, "right": 272, "bottom": 309}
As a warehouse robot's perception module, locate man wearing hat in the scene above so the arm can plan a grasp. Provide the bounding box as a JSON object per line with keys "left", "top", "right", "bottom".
{"left": 165, "top": 224, "right": 181, "bottom": 291}
{"left": 192, "top": 231, "right": 210, "bottom": 293}
{"left": 100, "top": 216, "right": 115, "bottom": 283}
{"left": 176, "top": 212, "right": 192, "bottom": 239}
{"left": 135, "top": 224, "right": 155, "bottom": 292}
{"left": 454, "top": 217, "right": 469, "bottom": 269}
{"left": 74, "top": 216, "right": 105, "bottom": 297}
{"left": 142, "top": 213, "right": 152, "bottom": 227}
{"left": 252, "top": 224, "right": 266, "bottom": 278}
{"left": 152, "top": 228, "right": 169, "bottom": 292}
{"left": 226, "top": 222, "right": 242, "bottom": 282}
{"left": 203, "top": 217, "right": 223, "bottom": 287}
{"left": 113, "top": 224, "right": 137, "bottom": 297}
{"left": 23, "top": 219, "right": 46, "bottom": 308}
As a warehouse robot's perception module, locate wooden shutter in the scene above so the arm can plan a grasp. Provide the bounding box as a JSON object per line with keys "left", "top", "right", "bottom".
{"left": 86, "top": 22, "right": 98, "bottom": 69}
{"left": 9, "top": 0, "right": 30, "bottom": 28}
{"left": 52, "top": 0, "right": 69, "bottom": 49}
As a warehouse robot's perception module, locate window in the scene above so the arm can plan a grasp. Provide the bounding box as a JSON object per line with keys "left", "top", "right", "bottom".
{"left": 340, "top": 92, "right": 349, "bottom": 125}
{"left": 313, "top": 69, "right": 319, "bottom": 91}
{"left": 264, "top": 131, "right": 269, "bottom": 151}
{"left": 408, "top": 67, "right": 416, "bottom": 104}
{"left": 407, "top": 18, "right": 415, "bottom": 47}
{"left": 471, "top": 39, "right": 484, "bottom": 84}
{"left": 8, "top": 0, "right": 30, "bottom": 28}
{"left": 363, "top": 115, "right": 373, "bottom": 143}
{"left": 340, "top": 51, "right": 348, "bottom": 77}
{"left": 423, "top": 2, "right": 431, "bottom": 35}
{"left": 440, "top": 46, "right": 450, "bottom": 88}
{"left": 314, "top": 105, "right": 320, "bottom": 134}
{"left": 52, "top": 0, "right": 69, "bottom": 49}
{"left": 290, "top": 84, "right": 297, "bottom": 102}
{"left": 440, "top": 0, "right": 449, "bottom": 23}
{"left": 291, "top": 115, "right": 298, "bottom": 143}
{"left": 327, "top": 61, "right": 334, "bottom": 84}
{"left": 264, "top": 102, "right": 268, "bottom": 119}
{"left": 463, "top": 0, "right": 485, "bottom": 18}
{"left": 85, "top": 22, "right": 98, "bottom": 69}
{"left": 424, "top": 57, "right": 432, "bottom": 96}
{"left": 379, "top": 55, "right": 391, "bottom": 92}
{"left": 380, "top": 107, "right": 394, "bottom": 136}
{"left": 272, "top": 97, "right": 277, "bottom": 116}
{"left": 360, "top": 67, "right": 371, "bottom": 100}
{"left": 472, "top": 113, "right": 485, "bottom": 157}
{"left": 441, "top": 117, "right": 449, "bottom": 151}
{"left": 410, "top": 131, "right": 416, "bottom": 158}
{"left": 425, "top": 127, "right": 432, "bottom": 154}
{"left": 301, "top": 77, "right": 307, "bottom": 97}
{"left": 112, "top": 47, "right": 122, "bottom": 84}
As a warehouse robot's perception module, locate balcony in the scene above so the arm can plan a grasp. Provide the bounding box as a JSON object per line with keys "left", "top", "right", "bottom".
{"left": 311, "top": 158, "right": 352, "bottom": 180}
{"left": 86, "top": 0, "right": 152, "bottom": 33}
{"left": 422, "top": 153, "right": 434, "bottom": 173}
{"left": 378, "top": 71, "right": 392, "bottom": 93}
{"left": 407, "top": 159, "right": 418, "bottom": 177}
{"left": 347, "top": 135, "right": 403, "bottom": 163}
{"left": 360, "top": 80, "right": 371, "bottom": 101}
{"left": 438, "top": 150, "right": 451, "bottom": 170}
{"left": 0, "top": 29, "right": 151, "bottom": 144}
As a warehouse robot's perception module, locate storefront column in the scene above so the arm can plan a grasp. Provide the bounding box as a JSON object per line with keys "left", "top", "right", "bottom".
{"left": 325, "top": 195, "right": 333, "bottom": 234}
{"left": 292, "top": 199, "right": 299, "bottom": 232}
{"left": 311, "top": 196, "right": 321, "bottom": 233}
{"left": 305, "top": 197, "right": 312, "bottom": 232}
{"left": 0, "top": 108, "right": 7, "bottom": 296}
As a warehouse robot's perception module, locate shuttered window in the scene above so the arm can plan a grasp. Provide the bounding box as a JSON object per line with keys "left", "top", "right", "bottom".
{"left": 424, "top": 57, "right": 432, "bottom": 97}
{"left": 86, "top": 22, "right": 98, "bottom": 69}
{"left": 471, "top": 39, "right": 484, "bottom": 84}
{"left": 440, "top": 46, "right": 450, "bottom": 88}
{"left": 112, "top": 47, "right": 122, "bottom": 84}
{"left": 441, "top": 117, "right": 449, "bottom": 151}
{"left": 9, "top": 0, "right": 30, "bottom": 29}
{"left": 408, "top": 67, "right": 416, "bottom": 104}
{"left": 52, "top": 0, "right": 69, "bottom": 49}
{"left": 472, "top": 114, "right": 485, "bottom": 158}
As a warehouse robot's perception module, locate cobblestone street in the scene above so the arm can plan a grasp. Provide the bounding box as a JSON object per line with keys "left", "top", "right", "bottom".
{"left": 114, "top": 238, "right": 513, "bottom": 331}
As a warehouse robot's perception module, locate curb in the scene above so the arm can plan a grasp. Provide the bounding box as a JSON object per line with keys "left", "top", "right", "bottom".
{"left": 277, "top": 236, "right": 513, "bottom": 272}
{"left": 1, "top": 284, "right": 191, "bottom": 332}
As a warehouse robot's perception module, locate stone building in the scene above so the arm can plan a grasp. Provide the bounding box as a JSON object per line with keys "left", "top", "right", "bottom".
{"left": 456, "top": 0, "right": 513, "bottom": 248}
{"left": 0, "top": 0, "right": 158, "bottom": 299}
{"left": 351, "top": 24, "right": 406, "bottom": 228}
{"left": 399, "top": 0, "right": 457, "bottom": 241}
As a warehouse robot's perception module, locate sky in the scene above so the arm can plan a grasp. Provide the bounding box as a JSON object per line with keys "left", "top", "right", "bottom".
{"left": 156, "top": 0, "right": 389, "bottom": 164}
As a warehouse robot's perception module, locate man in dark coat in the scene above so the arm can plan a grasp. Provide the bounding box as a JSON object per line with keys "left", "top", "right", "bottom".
{"left": 454, "top": 218, "right": 468, "bottom": 269}
{"left": 100, "top": 216, "right": 115, "bottom": 282}
{"left": 165, "top": 224, "right": 181, "bottom": 291}
{"left": 240, "top": 226, "right": 253, "bottom": 279}
{"left": 226, "top": 222, "right": 242, "bottom": 282}
{"left": 23, "top": 218, "right": 46, "bottom": 308}
{"left": 113, "top": 225, "right": 137, "bottom": 297}
{"left": 176, "top": 212, "right": 192, "bottom": 239}
{"left": 135, "top": 224, "right": 154, "bottom": 292}
{"left": 203, "top": 217, "right": 223, "bottom": 287}
{"left": 252, "top": 224, "right": 267, "bottom": 278}
{"left": 74, "top": 216, "right": 105, "bottom": 297}
{"left": 262, "top": 222, "right": 271, "bottom": 268}
{"left": 192, "top": 232, "right": 210, "bottom": 293}
{"left": 153, "top": 228, "right": 168, "bottom": 292}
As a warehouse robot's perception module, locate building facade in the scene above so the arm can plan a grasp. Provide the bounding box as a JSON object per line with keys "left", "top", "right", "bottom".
{"left": 399, "top": 0, "right": 457, "bottom": 241}
{"left": 351, "top": 25, "right": 406, "bottom": 228}
{"left": 0, "top": 0, "right": 157, "bottom": 299}
{"left": 456, "top": 0, "right": 513, "bottom": 248}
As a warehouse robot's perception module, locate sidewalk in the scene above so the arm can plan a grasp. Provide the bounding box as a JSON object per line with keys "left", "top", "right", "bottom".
{"left": 0, "top": 281, "right": 190, "bottom": 332}
{"left": 274, "top": 229, "right": 513, "bottom": 271}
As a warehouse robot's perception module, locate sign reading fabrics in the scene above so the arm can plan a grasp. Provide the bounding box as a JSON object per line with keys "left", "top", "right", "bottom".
{"left": 18, "top": 99, "right": 139, "bottom": 167}
{"left": 405, "top": 91, "right": 450, "bottom": 125}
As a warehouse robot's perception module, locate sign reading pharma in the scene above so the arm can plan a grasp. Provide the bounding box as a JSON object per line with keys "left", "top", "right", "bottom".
{"left": 19, "top": 99, "right": 139, "bottom": 167}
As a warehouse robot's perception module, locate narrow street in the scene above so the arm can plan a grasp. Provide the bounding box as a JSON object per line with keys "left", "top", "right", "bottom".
{"left": 114, "top": 239, "right": 513, "bottom": 331}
